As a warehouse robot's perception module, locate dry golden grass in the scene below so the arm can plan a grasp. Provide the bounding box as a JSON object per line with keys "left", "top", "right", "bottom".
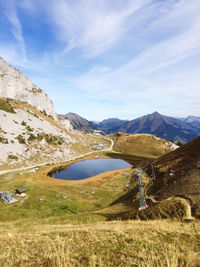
{"left": 113, "top": 133, "right": 172, "bottom": 158}
{"left": 0, "top": 220, "right": 199, "bottom": 267}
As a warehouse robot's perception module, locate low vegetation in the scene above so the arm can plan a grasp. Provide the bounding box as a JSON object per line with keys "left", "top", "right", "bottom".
{"left": 16, "top": 134, "right": 26, "bottom": 144}
{"left": 0, "top": 136, "right": 8, "bottom": 144}
{"left": 0, "top": 220, "right": 199, "bottom": 267}
{"left": 111, "top": 133, "right": 173, "bottom": 158}
{"left": 0, "top": 98, "right": 15, "bottom": 113}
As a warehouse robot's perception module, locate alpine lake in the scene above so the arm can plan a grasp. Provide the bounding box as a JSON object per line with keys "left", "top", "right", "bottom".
{"left": 48, "top": 158, "right": 132, "bottom": 180}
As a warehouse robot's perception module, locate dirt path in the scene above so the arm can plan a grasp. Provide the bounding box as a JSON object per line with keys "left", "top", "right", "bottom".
{"left": 0, "top": 137, "right": 114, "bottom": 176}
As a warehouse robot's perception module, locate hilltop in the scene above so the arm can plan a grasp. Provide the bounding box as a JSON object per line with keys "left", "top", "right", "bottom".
{"left": 110, "top": 132, "right": 178, "bottom": 158}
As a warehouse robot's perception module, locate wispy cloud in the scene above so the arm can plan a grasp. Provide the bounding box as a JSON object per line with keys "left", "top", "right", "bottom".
{"left": 1, "top": 0, "right": 200, "bottom": 119}
{"left": 2, "top": 1, "right": 26, "bottom": 60}
{"left": 48, "top": 0, "right": 151, "bottom": 57}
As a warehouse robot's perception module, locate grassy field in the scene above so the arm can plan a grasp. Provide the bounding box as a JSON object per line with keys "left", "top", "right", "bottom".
{"left": 0, "top": 220, "right": 199, "bottom": 266}
{"left": 111, "top": 133, "right": 173, "bottom": 158}
{"left": 0, "top": 160, "right": 133, "bottom": 224}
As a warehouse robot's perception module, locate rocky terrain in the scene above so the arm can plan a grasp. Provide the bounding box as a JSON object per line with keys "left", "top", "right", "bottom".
{"left": 0, "top": 57, "right": 57, "bottom": 120}
{"left": 0, "top": 98, "right": 77, "bottom": 168}
{"left": 0, "top": 58, "right": 104, "bottom": 169}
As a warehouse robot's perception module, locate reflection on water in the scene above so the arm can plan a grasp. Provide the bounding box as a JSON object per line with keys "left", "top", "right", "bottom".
{"left": 53, "top": 158, "right": 132, "bottom": 180}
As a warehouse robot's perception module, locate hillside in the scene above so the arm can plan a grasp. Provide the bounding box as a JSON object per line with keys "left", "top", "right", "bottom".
{"left": 0, "top": 98, "right": 101, "bottom": 169}
{"left": 96, "top": 118, "right": 127, "bottom": 134}
{"left": 145, "top": 136, "right": 200, "bottom": 216}
{"left": 62, "top": 112, "right": 95, "bottom": 133}
{"left": 0, "top": 57, "right": 57, "bottom": 120}
{"left": 96, "top": 136, "right": 200, "bottom": 220}
{"left": 110, "top": 132, "right": 178, "bottom": 158}
{"left": 184, "top": 115, "right": 200, "bottom": 123}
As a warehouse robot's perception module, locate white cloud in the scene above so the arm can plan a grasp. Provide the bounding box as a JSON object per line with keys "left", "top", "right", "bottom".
{"left": 48, "top": 0, "right": 151, "bottom": 57}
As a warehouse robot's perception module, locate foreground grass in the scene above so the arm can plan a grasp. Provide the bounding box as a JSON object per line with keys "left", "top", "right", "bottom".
{"left": 0, "top": 220, "right": 199, "bottom": 267}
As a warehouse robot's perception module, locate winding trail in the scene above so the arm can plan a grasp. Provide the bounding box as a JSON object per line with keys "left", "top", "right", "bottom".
{"left": 0, "top": 137, "right": 114, "bottom": 176}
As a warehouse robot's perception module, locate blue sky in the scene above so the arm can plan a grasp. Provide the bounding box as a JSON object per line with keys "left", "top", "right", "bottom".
{"left": 0, "top": 0, "right": 200, "bottom": 120}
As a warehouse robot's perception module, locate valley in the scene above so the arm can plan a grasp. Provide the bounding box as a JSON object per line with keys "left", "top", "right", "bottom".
{"left": 0, "top": 56, "right": 200, "bottom": 267}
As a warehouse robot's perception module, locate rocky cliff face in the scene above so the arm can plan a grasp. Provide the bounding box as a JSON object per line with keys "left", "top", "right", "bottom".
{"left": 0, "top": 57, "right": 57, "bottom": 120}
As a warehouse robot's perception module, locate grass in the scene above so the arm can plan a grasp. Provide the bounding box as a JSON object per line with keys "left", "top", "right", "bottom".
{"left": 0, "top": 166, "right": 132, "bottom": 223}
{"left": 0, "top": 130, "right": 199, "bottom": 266}
{"left": 0, "top": 98, "right": 15, "bottom": 113}
{"left": 112, "top": 133, "right": 173, "bottom": 158}
{"left": 0, "top": 220, "right": 199, "bottom": 266}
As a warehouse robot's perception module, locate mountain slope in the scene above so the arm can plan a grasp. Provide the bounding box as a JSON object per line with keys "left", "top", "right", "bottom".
{"left": 146, "top": 136, "right": 200, "bottom": 207}
{"left": 0, "top": 57, "right": 57, "bottom": 120}
{"left": 119, "top": 112, "right": 199, "bottom": 143}
{"left": 184, "top": 115, "right": 200, "bottom": 123}
{"left": 96, "top": 118, "right": 127, "bottom": 134}
{"left": 62, "top": 112, "right": 95, "bottom": 133}
{"left": 97, "top": 136, "right": 200, "bottom": 220}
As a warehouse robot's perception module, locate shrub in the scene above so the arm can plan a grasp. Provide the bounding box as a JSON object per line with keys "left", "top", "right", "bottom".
{"left": 0, "top": 136, "right": 8, "bottom": 144}
{"left": 17, "top": 134, "right": 26, "bottom": 144}
{"left": 0, "top": 98, "right": 15, "bottom": 113}
{"left": 26, "top": 125, "right": 33, "bottom": 132}
{"left": 8, "top": 154, "right": 18, "bottom": 160}
{"left": 28, "top": 133, "right": 36, "bottom": 141}
{"left": 21, "top": 121, "right": 27, "bottom": 126}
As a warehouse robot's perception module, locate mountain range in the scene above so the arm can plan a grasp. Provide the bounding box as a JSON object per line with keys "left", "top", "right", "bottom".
{"left": 63, "top": 112, "right": 200, "bottom": 143}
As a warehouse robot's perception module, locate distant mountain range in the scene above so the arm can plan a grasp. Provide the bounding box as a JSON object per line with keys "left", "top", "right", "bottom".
{"left": 64, "top": 111, "right": 200, "bottom": 143}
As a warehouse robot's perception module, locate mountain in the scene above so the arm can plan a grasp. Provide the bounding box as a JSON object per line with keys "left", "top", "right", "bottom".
{"left": 61, "top": 112, "right": 95, "bottom": 133}
{"left": 0, "top": 57, "right": 102, "bottom": 167}
{"left": 95, "top": 118, "right": 127, "bottom": 134}
{"left": 183, "top": 115, "right": 200, "bottom": 123}
{"left": 118, "top": 112, "right": 199, "bottom": 143}
{"left": 94, "top": 112, "right": 200, "bottom": 142}
{"left": 0, "top": 57, "right": 57, "bottom": 120}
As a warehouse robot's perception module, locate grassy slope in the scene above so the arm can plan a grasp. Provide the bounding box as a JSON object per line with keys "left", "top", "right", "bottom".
{"left": 0, "top": 162, "right": 132, "bottom": 223}
{"left": 111, "top": 132, "right": 173, "bottom": 158}
{"left": 0, "top": 220, "right": 199, "bottom": 266}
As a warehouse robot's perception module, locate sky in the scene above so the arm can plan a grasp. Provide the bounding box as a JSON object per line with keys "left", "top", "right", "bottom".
{"left": 0, "top": 0, "right": 200, "bottom": 121}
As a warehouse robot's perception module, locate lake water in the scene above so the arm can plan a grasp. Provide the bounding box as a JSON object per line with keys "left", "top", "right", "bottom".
{"left": 53, "top": 158, "right": 132, "bottom": 180}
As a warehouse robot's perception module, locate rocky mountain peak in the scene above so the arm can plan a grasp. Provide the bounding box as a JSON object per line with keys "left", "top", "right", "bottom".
{"left": 0, "top": 57, "right": 57, "bottom": 120}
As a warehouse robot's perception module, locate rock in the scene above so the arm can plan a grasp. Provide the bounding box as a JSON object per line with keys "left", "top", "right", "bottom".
{"left": 0, "top": 57, "right": 57, "bottom": 120}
